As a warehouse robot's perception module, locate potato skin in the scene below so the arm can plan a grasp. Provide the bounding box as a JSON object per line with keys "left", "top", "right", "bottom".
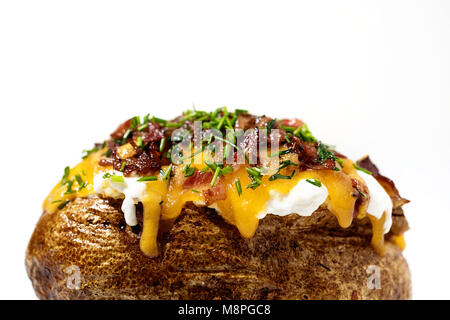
{"left": 26, "top": 196, "right": 411, "bottom": 300}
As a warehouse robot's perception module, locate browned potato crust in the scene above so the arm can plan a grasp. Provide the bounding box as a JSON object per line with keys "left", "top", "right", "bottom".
{"left": 26, "top": 196, "right": 411, "bottom": 300}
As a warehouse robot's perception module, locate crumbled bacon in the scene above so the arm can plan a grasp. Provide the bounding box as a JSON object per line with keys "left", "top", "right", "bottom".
{"left": 357, "top": 156, "right": 410, "bottom": 208}
{"left": 110, "top": 119, "right": 131, "bottom": 139}
{"left": 183, "top": 170, "right": 213, "bottom": 189}
{"left": 144, "top": 122, "right": 164, "bottom": 142}
{"left": 202, "top": 184, "right": 226, "bottom": 206}
{"left": 235, "top": 114, "right": 256, "bottom": 130}
{"left": 281, "top": 118, "right": 304, "bottom": 128}
{"left": 119, "top": 151, "right": 161, "bottom": 176}
{"left": 255, "top": 116, "right": 272, "bottom": 128}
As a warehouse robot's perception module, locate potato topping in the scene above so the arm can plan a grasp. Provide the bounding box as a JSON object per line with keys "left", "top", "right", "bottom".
{"left": 117, "top": 143, "right": 137, "bottom": 159}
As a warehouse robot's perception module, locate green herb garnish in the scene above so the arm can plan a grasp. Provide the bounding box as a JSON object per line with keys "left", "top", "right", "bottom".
{"left": 61, "top": 166, "right": 70, "bottom": 186}
{"left": 235, "top": 179, "right": 242, "bottom": 196}
{"left": 137, "top": 176, "right": 158, "bottom": 182}
{"left": 110, "top": 175, "right": 125, "bottom": 183}
{"left": 246, "top": 166, "right": 263, "bottom": 189}
{"left": 162, "top": 164, "right": 173, "bottom": 180}
{"left": 136, "top": 136, "right": 143, "bottom": 148}
{"left": 316, "top": 142, "right": 336, "bottom": 164}
{"left": 306, "top": 179, "right": 322, "bottom": 187}
{"left": 210, "top": 167, "right": 221, "bottom": 187}
{"left": 159, "top": 137, "right": 166, "bottom": 152}
{"left": 57, "top": 200, "right": 70, "bottom": 210}
{"left": 353, "top": 164, "right": 372, "bottom": 175}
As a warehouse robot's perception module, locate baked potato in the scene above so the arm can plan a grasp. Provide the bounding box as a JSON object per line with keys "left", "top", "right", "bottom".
{"left": 26, "top": 108, "right": 411, "bottom": 299}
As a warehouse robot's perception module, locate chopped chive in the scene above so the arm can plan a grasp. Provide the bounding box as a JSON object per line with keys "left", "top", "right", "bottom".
{"left": 285, "top": 134, "right": 291, "bottom": 143}
{"left": 130, "top": 116, "right": 141, "bottom": 129}
{"left": 143, "top": 113, "right": 150, "bottom": 123}
{"left": 162, "top": 164, "right": 173, "bottom": 180}
{"left": 57, "top": 200, "right": 70, "bottom": 210}
{"left": 137, "top": 176, "right": 158, "bottom": 182}
{"left": 235, "top": 109, "right": 248, "bottom": 115}
{"left": 123, "top": 129, "right": 132, "bottom": 140}
{"left": 137, "top": 123, "right": 149, "bottom": 131}
{"left": 216, "top": 117, "right": 225, "bottom": 130}
{"left": 136, "top": 136, "right": 143, "bottom": 147}
{"left": 166, "top": 122, "right": 183, "bottom": 128}
{"left": 235, "top": 179, "right": 242, "bottom": 196}
{"left": 246, "top": 166, "right": 263, "bottom": 189}
{"left": 270, "top": 147, "right": 293, "bottom": 158}
{"left": 353, "top": 163, "right": 372, "bottom": 175}
{"left": 152, "top": 116, "right": 167, "bottom": 124}
{"left": 64, "top": 180, "right": 75, "bottom": 194}
{"left": 120, "top": 161, "right": 126, "bottom": 172}
{"left": 61, "top": 166, "right": 70, "bottom": 185}
{"left": 220, "top": 166, "right": 233, "bottom": 176}
{"left": 210, "top": 167, "right": 221, "bottom": 187}
{"left": 281, "top": 126, "right": 295, "bottom": 133}
{"left": 51, "top": 200, "right": 62, "bottom": 204}
{"left": 336, "top": 157, "right": 345, "bottom": 168}
{"left": 159, "top": 138, "right": 166, "bottom": 152}
{"left": 306, "top": 179, "right": 322, "bottom": 187}
{"left": 201, "top": 166, "right": 209, "bottom": 173}
{"left": 103, "top": 173, "right": 112, "bottom": 179}
{"left": 75, "top": 174, "right": 84, "bottom": 186}
{"left": 105, "top": 148, "right": 111, "bottom": 157}
{"left": 183, "top": 166, "right": 196, "bottom": 177}
{"left": 110, "top": 175, "right": 125, "bottom": 183}
{"left": 192, "top": 189, "right": 200, "bottom": 193}
{"left": 266, "top": 119, "right": 276, "bottom": 133}
{"left": 269, "top": 172, "right": 295, "bottom": 181}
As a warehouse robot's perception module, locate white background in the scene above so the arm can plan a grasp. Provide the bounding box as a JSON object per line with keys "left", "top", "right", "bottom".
{"left": 0, "top": 0, "right": 449, "bottom": 299}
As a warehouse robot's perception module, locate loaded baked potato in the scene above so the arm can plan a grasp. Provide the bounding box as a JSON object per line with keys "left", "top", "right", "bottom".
{"left": 26, "top": 108, "right": 411, "bottom": 299}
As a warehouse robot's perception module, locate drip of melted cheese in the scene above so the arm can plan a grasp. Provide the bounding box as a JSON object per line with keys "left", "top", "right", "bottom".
{"left": 44, "top": 150, "right": 394, "bottom": 257}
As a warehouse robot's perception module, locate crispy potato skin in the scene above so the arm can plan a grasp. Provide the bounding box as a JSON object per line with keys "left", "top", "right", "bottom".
{"left": 26, "top": 196, "right": 411, "bottom": 300}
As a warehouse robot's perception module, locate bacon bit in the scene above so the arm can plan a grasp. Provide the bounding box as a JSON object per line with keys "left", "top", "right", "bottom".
{"left": 145, "top": 122, "right": 164, "bottom": 142}
{"left": 255, "top": 116, "right": 272, "bottom": 128}
{"left": 357, "top": 156, "right": 410, "bottom": 208}
{"left": 99, "top": 158, "right": 114, "bottom": 167}
{"left": 281, "top": 118, "right": 304, "bottom": 128}
{"left": 183, "top": 170, "right": 213, "bottom": 189}
{"left": 235, "top": 114, "right": 256, "bottom": 130}
{"left": 110, "top": 119, "right": 131, "bottom": 139}
{"left": 119, "top": 151, "right": 161, "bottom": 176}
{"left": 117, "top": 143, "right": 137, "bottom": 159}
{"left": 203, "top": 183, "right": 226, "bottom": 206}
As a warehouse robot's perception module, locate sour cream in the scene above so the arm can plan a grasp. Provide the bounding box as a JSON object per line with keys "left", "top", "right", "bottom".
{"left": 93, "top": 171, "right": 145, "bottom": 226}
{"left": 257, "top": 179, "right": 329, "bottom": 219}
{"left": 358, "top": 171, "right": 393, "bottom": 234}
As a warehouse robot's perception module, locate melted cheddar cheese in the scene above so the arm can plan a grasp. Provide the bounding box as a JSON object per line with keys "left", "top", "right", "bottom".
{"left": 44, "top": 150, "right": 393, "bottom": 257}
